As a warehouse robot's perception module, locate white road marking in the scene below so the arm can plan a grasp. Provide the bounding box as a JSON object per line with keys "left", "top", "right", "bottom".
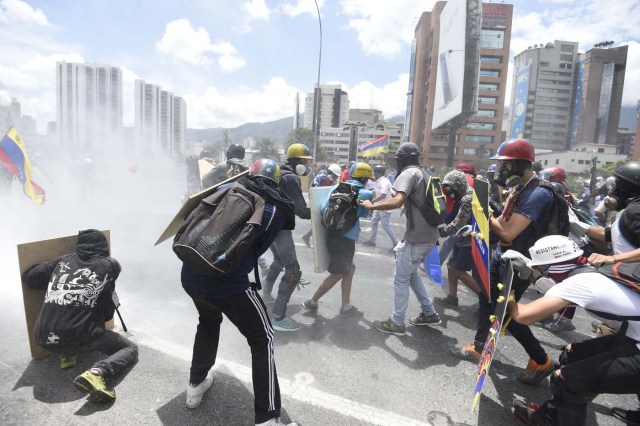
{"left": 137, "top": 335, "right": 431, "bottom": 426}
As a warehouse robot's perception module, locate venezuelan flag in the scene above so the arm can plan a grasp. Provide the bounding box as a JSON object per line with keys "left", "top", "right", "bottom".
{"left": 0, "top": 127, "right": 45, "bottom": 204}
{"left": 358, "top": 135, "right": 388, "bottom": 158}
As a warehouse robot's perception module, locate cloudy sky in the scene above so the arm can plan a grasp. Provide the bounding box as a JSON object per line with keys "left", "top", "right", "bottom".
{"left": 0, "top": 0, "right": 639, "bottom": 132}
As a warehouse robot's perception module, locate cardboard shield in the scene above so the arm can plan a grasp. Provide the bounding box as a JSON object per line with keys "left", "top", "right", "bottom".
{"left": 471, "top": 178, "right": 491, "bottom": 299}
{"left": 472, "top": 260, "right": 514, "bottom": 411}
{"left": 309, "top": 186, "right": 332, "bottom": 273}
{"left": 198, "top": 159, "right": 215, "bottom": 181}
{"left": 17, "top": 230, "right": 111, "bottom": 359}
{"left": 155, "top": 170, "right": 249, "bottom": 246}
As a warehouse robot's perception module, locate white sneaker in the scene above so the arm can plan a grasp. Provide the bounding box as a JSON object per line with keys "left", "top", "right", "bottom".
{"left": 186, "top": 375, "right": 213, "bottom": 409}
{"left": 255, "top": 418, "right": 298, "bottom": 426}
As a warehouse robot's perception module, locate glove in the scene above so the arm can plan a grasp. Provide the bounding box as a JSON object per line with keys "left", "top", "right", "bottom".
{"left": 438, "top": 226, "right": 448, "bottom": 238}
{"left": 501, "top": 250, "right": 535, "bottom": 280}
{"left": 569, "top": 215, "right": 590, "bottom": 238}
{"left": 489, "top": 200, "right": 503, "bottom": 217}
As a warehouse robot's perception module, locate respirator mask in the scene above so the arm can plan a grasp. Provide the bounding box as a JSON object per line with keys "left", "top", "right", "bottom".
{"left": 534, "top": 276, "right": 557, "bottom": 294}
{"left": 610, "top": 178, "right": 640, "bottom": 209}
{"left": 495, "top": 161, "right": 525, "bottom": 188}
{"left": 295, "top": 163, "right": 310, "bottom": 176}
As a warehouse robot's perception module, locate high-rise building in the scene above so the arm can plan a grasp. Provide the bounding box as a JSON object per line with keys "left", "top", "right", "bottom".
{"left": 407, "top": 2, "right": 513, "bottom": 168}
{"left": 508, "top": 40, "right": 579, "bottom": 151}
{"left": 56, "top": 62, "right": 123, "bottom": 151}
{"left": 134, "top": 80, "right": 186, "bottom": 157}
{"left": 303, "top": 84, "right": 350, "bottom": 133}
{"left": 570, "top": 45, "right": 628, "bottom": 146}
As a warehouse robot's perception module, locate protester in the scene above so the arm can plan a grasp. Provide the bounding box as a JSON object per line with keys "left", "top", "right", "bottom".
{"left": 303, "top": 162, "right": 373, "bottom": 317}
{"left": 181, "top": 159, "right": 298, "bottom": 426}
{"left": 201, "top": 144, "right": 247, "bottom": 189}
{"left": 508, "top": 235, "right": 640, "bottom": 426}
{"left": 261, "top": 144, "right": 313, "bottom": 332}
{"left": 362, "top": 165, "right": 399, "bottom": 252}
{"left": 22, "top": 229, "right": 138, "bottom": 403}
{"left": 435, "top": 170, "right": 481, "bottom": 307}
{"left": 359, "top": 142, "right": 442, "bottom": 336}
{"left": 451, "top": 139, "right": 556, "bottom": 385}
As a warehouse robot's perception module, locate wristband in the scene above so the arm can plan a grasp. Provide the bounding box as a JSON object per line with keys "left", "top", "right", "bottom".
{"left": 605, "top": 226, "right": 612, "bottom": 243}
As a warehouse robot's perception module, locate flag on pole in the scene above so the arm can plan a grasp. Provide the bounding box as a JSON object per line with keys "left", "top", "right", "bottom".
{"left": 358, "top": 135, "right": 388, "bottom": 157}
{"left": 0, "top": 127, "right": 45, "bottom": 204}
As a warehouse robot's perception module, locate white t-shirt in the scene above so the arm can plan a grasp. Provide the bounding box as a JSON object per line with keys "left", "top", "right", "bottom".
{"left": 374, "top": 176, "right": 395, "bottom": 203}
{"left": 547, "top": 272, "right": 640, "bottom": 348}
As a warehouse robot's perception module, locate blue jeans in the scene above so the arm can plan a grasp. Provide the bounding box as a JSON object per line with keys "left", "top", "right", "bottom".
{"left": 262, "top": 230, "right": 301, "bottom": 319}
{"left": 369, "top": 210, "right": 399, "bottom": 246}
{"left": 392, "top": 242, "right": 437, "bottom": 325}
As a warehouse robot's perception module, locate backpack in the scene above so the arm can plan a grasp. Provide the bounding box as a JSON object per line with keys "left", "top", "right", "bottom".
{"left": 522, "top": 179, "right": 570, "bottom": 237}
{"left": 321, "top": 183, "right": 359, "bottom": 233}
{"left": 407, "top": 167, "right": 448, "bottom": 227}
{"left": 172, "top": 177, "right": 266, "bottom": 277}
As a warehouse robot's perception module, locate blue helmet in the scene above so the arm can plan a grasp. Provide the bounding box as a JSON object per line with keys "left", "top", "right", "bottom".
{"left": 487, "top": 164, "right": 497, "bottom": 173}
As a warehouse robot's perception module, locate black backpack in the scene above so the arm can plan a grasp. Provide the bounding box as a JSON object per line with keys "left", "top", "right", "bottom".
{"left": 407, "top": 166, "right": 448, "bottom": 228}
{"left": 523, "top": 179, "right": 570, "bottom": 237}
{"left": 321, "top": 183, "right": 359, "bottom": 234}
{"left": 173, "top": 177, "right": 266, "bottom": 277}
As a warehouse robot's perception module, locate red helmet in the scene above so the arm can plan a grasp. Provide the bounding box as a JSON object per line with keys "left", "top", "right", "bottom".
{"left": 456, "top": 163, "right": 476, "bottom": 176}
{"left": 490, "top": 139, "right": 535, "bottom": 162}
{"left": 540, "top": 166, "right": 567, "bottom": 184}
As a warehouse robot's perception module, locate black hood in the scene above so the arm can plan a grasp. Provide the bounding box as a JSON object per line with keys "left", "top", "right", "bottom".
{"left": 240, "top": 176, "right": 296, "bottom": 230}
{"left": 76, "top": 229, "right": 109, "bottom": 261}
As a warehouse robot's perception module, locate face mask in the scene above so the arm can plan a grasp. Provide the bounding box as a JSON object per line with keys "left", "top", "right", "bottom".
{"left": 611, "top": 180, "right": 639, "bottom": 209}
{"left": 534, "top": 277, "right": 557, "bottom": 294}
{"left": 295, "top": 164, "right": 309, "bottom": 176}
{"left": 495, "top": 163, "right": 520, "bottom": 188}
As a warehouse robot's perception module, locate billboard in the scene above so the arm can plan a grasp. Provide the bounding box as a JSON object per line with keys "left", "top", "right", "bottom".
{"left": 509, "top": 66, "right": 530, "bottom": 139}
{"left": 432, "top": 0, "right": 481, "bottom": 130}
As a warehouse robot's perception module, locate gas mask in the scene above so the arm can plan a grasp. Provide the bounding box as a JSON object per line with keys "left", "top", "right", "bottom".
{"left": 610, "top": 179, "right": 640, "bottom": 209}
{"left": 495, "top": 161, "right": 524, "bottom": 188}
{"left": 534, "top": 277, "right": 557, "bottom": 294}
{"left": 295, "top": 163, "right": 310, "bottom": 176}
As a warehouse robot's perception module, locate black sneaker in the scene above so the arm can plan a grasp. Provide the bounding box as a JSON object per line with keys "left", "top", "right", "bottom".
{"left": 611, "top": 407, "right": 640, "bottom": 426}
{"left": 339, "top": 305, "right": 363, "bottom": 318}
{"left": 434, "top": 295, "right": 459, "bottom": 307}
{"left": 409, "top": 312, "right": 441, "bottom": 326}
{"left": 373, "top": 319, "right": 406, "bottom": 336}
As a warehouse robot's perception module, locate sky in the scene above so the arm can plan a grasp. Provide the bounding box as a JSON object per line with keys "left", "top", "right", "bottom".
{"left": 0, "top": 0, "right": 639, "bottom": 133}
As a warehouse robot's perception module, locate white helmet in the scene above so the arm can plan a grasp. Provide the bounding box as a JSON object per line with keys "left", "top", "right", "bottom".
{"left": 328, "top": 163, "right": 341, "bottom": 177}
{"left": 528, "top": 235, "right": 583, "bottom": 266}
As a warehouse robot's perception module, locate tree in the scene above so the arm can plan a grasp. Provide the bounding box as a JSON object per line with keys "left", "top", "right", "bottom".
{"left": 284, "top": 128, "right": 329, "bottom": 162}
{"left": 254, "top": 137, "right": 281, "bottom": 162}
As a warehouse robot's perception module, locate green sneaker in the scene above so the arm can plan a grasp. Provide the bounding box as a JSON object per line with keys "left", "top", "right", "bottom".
{"left": 73, "top": 370, "right": 116, "bottom": 402}
{"left": 60, "top": 355, "right": 77, "bottom": 369}
{"left": 373, "top": 319, "right": 406, "bottom": 336}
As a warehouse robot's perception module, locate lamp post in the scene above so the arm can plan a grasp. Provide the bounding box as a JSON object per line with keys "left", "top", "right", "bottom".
{"left": 312, "top": 0, "right": 322, "bottom": 161}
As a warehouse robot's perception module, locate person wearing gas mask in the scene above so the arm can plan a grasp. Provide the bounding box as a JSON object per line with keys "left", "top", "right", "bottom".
{"left": 261, "top": 143, "right": 313, "bottom": 332}
{"left": 451, "top": 139, "right": 555, "bottom": 385}
{"left": 594, "top": 176, "right": 620, "bottom": 227}
{"left": 487, "top": 164, "right": 503, "bottom": 205}
{"left": 505, "top": 235, "right": 640, "bottom": 426}
{"left": 434, "top": 170, "right": 481, "bottom": 308}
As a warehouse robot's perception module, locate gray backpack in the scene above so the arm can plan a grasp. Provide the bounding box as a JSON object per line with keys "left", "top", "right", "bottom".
{"left": 173, "top": 178, "right": 266, "bottom": 277}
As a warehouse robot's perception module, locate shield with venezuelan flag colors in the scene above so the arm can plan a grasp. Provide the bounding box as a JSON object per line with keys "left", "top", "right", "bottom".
{"left": 0, "top": 127, "right": 45, "bottom": 205}
{"left": 470, "top": 178, "right": 490, "bottom": 299}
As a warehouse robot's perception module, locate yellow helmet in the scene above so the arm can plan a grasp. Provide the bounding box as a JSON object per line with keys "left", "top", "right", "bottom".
{"left": 349, "top": 162, "right": 374, "bottom": 179}
{"left": 286, "top": 143, "right": 313, "bottom": 160}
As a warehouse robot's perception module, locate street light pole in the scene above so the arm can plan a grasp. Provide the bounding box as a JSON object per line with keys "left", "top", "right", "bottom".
{"left": 312, "top": 0, "right": 322, "bottom": 161}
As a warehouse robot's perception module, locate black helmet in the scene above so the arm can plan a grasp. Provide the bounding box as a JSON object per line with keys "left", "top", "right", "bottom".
{"left": 226, "top": 144, "right": 245, "bottom": 160}
{"left": 199, "top": 149, "right": 212, "bottom": 159}
{"left": 613, "top": 161, "right": 640, "bottom": 188}
{"left": 373, "top": 165, "right": 386, "bottom": 177}
{"left": 395, "top": 142, "right": 421, "bottom": 159}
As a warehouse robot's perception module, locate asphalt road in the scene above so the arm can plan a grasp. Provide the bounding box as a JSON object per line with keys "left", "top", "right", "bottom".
{"left": 0, "top": 158, "right": 635, "bottom": 425}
